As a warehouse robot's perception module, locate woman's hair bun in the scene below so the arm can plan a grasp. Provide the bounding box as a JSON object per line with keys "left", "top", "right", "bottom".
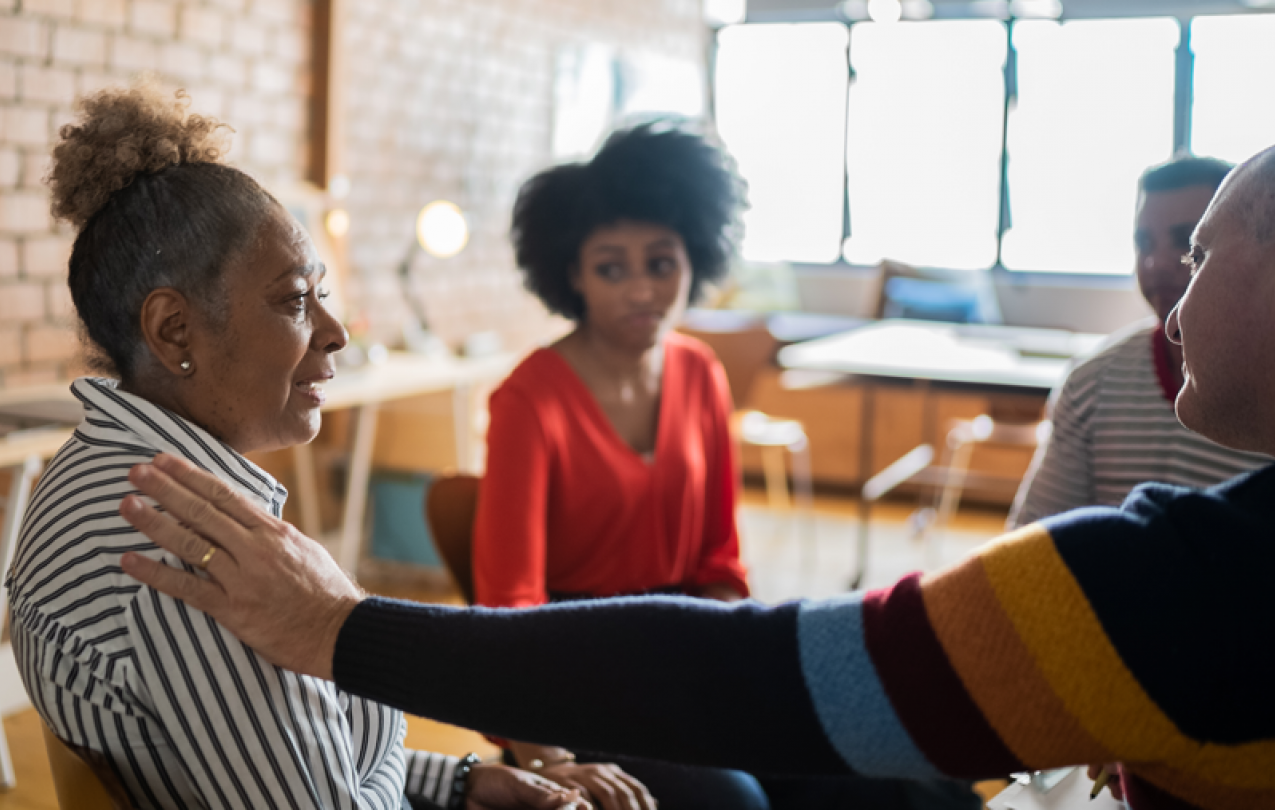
{"left": 48, "top": 79, "right": 233, "bottom": 229}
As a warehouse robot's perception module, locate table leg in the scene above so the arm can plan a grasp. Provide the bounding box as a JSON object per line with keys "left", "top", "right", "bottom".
{"left": 337, "top": 403, "right": 380, "bottom": 576}
{"left": 451, "top": 382, "right": 472, "bottom": 473}
{"left": 291, "top": 442, "right": 323, "bottom": 541}
{"left": 0, "top": 454, "right": 43, "bottom": 790}
{"left": 851, "top": 383, "right": 875, "bottom": 591}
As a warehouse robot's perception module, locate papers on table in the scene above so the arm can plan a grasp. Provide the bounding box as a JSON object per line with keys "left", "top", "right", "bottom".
{"left": 988, "top": 767, "right": 1127, "bottom": 810}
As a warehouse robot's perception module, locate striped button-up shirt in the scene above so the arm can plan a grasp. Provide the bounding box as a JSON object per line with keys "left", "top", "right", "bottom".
{"left": 1009, "top": 320, "right": 1270, "bottom": 528}
{"left": 7, "top": 378, "right": 459, "bottom": 809}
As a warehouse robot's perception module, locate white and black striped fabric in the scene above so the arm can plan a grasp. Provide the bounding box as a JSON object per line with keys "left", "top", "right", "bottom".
{"left": 1009, "top": 320, "right": 1271, "bottom": 528}
{"left": 6, "top": 378, "right": 459, "bottom": 809}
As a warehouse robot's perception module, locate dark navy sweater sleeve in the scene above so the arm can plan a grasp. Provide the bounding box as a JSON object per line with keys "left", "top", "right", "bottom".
{"left": 334, "top": 595, "right": 851, "bottom": 775}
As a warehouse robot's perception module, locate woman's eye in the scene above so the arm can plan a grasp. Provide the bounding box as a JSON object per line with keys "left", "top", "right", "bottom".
{"left": 317, "top": 287, "right": 331, "bottom": 301}
{"left": 650, "top": 258, "right": 675, "bottom": 276}
{"left": 596, "top": 263, "right": 624, "bottom": 280}
{"left": 1181, "top": 246, "right": 1205, "bottom": 274}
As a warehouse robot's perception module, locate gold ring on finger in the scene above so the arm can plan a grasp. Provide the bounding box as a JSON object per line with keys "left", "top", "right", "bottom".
{"left": 197, "top": 546, "right": 217, "bottom": 571}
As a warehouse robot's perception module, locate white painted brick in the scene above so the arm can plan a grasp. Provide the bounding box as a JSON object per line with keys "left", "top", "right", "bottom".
{"left": 161, "top": 41, "right": 204, "bottom": 80}
{"left": 21, "top": 234, "right": 72, "bottom": 277}
{"left": 52, "top": 25, "right": 106, "bottom": 66}
{"left": 18, "top": 64, "right": 77, "bottom": 105}
{"left": 207, "top": 53, "right": 246, "bottom": 87}
{"left": 1, "top": 105, "right": 50, "bottom": 147}
{"left": 129, "top": 0, "right": 177, "bottom": 38}
{"left": 109, "top": 34, "right": 159, "bottom": 73}
{"left": 76, "top": 0, "right": 127, "bottom": 26}
{"left": 178, "top": 6, "right": 224, "bottom": 48}
{"left": 0, "top": 16, "right": 47, "bottom": 59}
{"left": 0, "top": 62, "right": 13, "bottom": 100}
{"left": 227, "top": 18, "right": 267, "bottom": 56}
{"left": 251, "top": 60, "right": 291, "bottom": 95}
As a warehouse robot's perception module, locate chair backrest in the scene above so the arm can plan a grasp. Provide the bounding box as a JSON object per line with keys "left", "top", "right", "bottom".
{"left": 425, "top": 473, "right": 481, "bottom": 604}
{"left": 678, "top": 322, "right": 778, "bottom": 409}
{"left": 41, "top": 725, "right": 130, "bottom": 810}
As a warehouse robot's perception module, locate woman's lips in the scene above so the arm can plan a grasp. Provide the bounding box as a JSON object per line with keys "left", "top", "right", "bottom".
{"left": 627, "top": 312, "right": 661, "bottom": 328}
{"left": 294, "top": 378, "right": 329, "bottom": 406}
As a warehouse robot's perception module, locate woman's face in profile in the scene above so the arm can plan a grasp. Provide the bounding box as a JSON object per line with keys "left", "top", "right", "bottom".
{"left": 572, "top": 220, "right": 692, "bottom": 352}
{"left": 187, "top": 209, "right": 348, "bottom": 454}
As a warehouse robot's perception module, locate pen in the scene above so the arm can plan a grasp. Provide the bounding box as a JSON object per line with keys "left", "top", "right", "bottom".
{"left": 1090, "top": 767, "right": 1113, "bottom": 801}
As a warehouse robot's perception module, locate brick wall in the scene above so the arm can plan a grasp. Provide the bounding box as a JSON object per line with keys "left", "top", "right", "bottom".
{"left": 340, "top": 0, "right": 708, "bottom": 352}
{"left": 0, "top": 0, "right": 313, "bottom": 386}
{"left": 0, "top": 0, "right": 708, "bottom": 386}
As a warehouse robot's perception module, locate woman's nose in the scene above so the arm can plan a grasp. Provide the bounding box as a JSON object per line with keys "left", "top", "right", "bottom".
{"left": 314, "top": 301, "right": 350, "bottom": 353}
{"left": 1165, "top": 302, "right": 1183, "bottom": 345}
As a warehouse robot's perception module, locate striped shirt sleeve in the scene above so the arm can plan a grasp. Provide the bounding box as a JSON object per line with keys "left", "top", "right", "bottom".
{"left": 128, "top": 575, "right": 422, "bottom": 809}
{"left": 1008, "top": 363, "right": 1095, "bottom": 528}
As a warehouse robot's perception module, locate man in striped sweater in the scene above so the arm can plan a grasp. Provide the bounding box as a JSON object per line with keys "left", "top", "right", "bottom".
{"left": 1009, "top": 155, "right": 1269, "bottom": 528}
{"left": 119, "top": 145, "right": 1275, "bottom": 810}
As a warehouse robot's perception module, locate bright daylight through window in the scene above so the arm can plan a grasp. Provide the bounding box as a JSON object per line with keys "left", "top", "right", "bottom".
{"left": 841, "top": 20, "right": 1005, "bottom": 270}
{"left": 714, "top": 11, "right": 1275, "bottom": 277}
{"left": 1190, "top": 14, "right": 1275, "bottom": 165}
{"left": 1000, "top": 17, "right": 1178, "bottom": 274}
{"left": 716, "top": 23, "right": 849, "bottom": 263}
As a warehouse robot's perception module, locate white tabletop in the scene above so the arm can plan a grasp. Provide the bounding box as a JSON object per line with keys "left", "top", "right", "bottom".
{"left": 778, "top": 319, "right": 1106, "bottom": 391}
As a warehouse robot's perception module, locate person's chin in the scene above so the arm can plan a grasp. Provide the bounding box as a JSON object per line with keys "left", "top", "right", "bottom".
{"left": 1175, "top": 386, "right": 1234, "bottom": 448}
{"left": 283, "top": 404, "right": 323, "bottom": 448}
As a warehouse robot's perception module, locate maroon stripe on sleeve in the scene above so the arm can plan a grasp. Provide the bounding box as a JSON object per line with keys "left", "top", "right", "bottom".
{"left": 861, "top": 573, "right": 1025, "bottom": 778}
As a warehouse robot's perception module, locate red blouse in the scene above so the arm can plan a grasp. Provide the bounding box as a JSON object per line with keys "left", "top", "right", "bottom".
{"left": 472, "top": 332, "right": 750, "bottom": 608}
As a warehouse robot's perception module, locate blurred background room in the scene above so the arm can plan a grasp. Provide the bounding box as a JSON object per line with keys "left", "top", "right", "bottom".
{"left": 0, "top": 0, "right": 1272, "bottom": 805}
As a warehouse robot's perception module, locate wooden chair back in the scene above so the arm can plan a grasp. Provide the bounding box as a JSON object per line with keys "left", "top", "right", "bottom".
{"left": 678, "top": 322, "right": 778, "bottom": 409}
{"left": 41, "top": 724, "right": 130, "bottom": 810}
{"left": 425, "top": 473, "right": 481, "bottom": 604}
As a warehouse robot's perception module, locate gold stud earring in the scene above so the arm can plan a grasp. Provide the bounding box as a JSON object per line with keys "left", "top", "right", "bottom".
{"left": 180, "top": 360, "right": 192, "bottom": 372}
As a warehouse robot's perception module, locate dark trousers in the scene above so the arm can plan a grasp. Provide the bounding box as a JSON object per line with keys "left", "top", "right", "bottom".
{"left": 499, "top": 749, "right": 981, "bottom": 810}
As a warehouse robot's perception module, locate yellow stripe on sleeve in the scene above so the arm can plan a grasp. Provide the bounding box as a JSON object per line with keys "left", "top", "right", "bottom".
{"left": 979, "top": 525, "right": 1275, "bottom": 790}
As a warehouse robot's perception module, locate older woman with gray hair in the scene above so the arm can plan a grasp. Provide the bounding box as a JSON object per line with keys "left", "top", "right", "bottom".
{"left": 6, "top": 82, "right": 582, "bottom": 810}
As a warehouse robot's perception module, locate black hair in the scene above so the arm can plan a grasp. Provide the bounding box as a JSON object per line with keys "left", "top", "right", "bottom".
{"left": 511, "top": 122, "right": 747, "bottom": 320}
{"left": 49, "top": 81, "right": 278, "bottom": 381}
{"left": 1139, "top": 154, "right": 1233, "bottom": 195}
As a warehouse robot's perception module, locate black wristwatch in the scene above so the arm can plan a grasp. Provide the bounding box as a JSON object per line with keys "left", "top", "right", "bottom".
{"left": 447, "top": 753, "right": 483, "bottom": 810}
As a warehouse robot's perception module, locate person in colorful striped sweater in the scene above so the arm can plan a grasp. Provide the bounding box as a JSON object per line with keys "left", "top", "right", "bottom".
{"left": 117, "top": 142, "right": 1275, "bottom": 810}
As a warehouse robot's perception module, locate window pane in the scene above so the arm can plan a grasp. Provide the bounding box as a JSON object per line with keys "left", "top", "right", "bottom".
{"left": 1002, "top": 18, "right": 1178, "bottom": 275}
{"left": 716, "top": 23, "right": 849, "bottom": 263}
{"left": 1191, "top": 14, "right": 1275, "bottom": 165}
{"left": 842, "top": 20, "right": 1006, "bottom": 270}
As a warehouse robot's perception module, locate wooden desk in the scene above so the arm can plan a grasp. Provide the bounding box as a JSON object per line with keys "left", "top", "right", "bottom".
{"left": 297, "top": 352, "right": 514, "bottom": 575}
{"left": 778, "top": 319, "right": 1105, "bottom": 589}
{"left": 777, "top": 319, "right": 1105, "bottom": 391}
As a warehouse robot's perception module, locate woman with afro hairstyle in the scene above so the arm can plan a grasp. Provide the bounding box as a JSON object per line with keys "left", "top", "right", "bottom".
{"left": 470, "top": 123, "right": 758, "bottom": 809}
{"left": 470, "top": 125, "right": 982, "bottom": 810}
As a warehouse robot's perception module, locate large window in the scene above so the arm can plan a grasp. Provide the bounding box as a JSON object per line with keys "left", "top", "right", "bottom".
{"left": 1001, "top": 18, "right": 1178, "bottom": 274}
{"left": 716, "top": 23, "right": 849, "bottom": 263}
{"left": 715, "top": 11, "right": 1275, "bottom": 275}
{"left": 1191, "top": 14, "right": 1275, "bottom": 164}
{"left": 842, "top": 21, "right": 1006, "bottom": 270}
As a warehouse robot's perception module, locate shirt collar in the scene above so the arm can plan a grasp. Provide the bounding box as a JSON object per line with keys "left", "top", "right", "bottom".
{"left": 71, "top": 377, "right": 288, "bottom": 515}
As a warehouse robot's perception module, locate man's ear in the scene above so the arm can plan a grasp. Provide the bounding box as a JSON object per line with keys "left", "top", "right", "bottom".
{"left": 138, "top": 288, "right": 194, "bottom": 376}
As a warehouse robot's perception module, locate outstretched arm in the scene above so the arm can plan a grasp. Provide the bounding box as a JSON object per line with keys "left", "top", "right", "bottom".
{"left": 120, "top": 453, "right": 1275, "bottom": 807}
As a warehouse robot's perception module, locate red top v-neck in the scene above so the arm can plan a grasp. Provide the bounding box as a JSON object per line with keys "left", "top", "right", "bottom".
{"left": 472, "top": 332, "right": 750, "bottom": 608}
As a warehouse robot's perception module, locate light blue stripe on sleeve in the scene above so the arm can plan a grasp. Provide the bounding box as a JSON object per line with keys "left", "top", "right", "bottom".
{"left": 797, "top": 594, "right": 944, "bottom": 779}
